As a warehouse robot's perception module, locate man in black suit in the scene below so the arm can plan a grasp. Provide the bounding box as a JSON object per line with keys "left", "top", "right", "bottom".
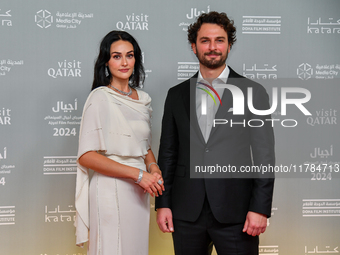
{"left": 155, "top": 11, "right": 275, "bottom": 255}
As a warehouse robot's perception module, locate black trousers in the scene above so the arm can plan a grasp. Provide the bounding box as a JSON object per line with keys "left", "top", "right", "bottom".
{"left": 172, "top": 197, "right": 259, "bottom": 255}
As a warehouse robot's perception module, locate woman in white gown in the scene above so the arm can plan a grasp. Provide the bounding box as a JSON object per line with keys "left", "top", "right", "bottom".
{"left": 75, "top": 31, "right": 164, "bottom": 255}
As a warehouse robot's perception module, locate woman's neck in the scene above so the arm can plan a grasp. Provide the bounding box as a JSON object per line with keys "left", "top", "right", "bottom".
{"left": 110, "top": 77, "right": 130, "bottom": 92}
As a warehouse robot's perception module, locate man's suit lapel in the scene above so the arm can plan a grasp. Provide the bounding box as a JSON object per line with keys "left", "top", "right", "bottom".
{"left": 183, "top": 72, "right": 206, "bottom": 145}
{"left": 208, "top": 67, "right": 240, "bottom": 139}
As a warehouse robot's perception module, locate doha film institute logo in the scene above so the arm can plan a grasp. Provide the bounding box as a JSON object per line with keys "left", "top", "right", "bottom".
{"left": 297, "top": 63, "right": 313, "bottom": 80}
{"left": 35, "top": 10, "right": 53, "bottom": 28}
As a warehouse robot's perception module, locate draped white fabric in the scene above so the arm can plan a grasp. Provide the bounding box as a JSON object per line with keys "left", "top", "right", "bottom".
{"left": 75, "top": 87, "right": 152, "bottom": 247}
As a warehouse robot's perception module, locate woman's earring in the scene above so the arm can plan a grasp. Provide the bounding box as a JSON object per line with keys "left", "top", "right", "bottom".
{"left": 105, "top": 67, "right": 109, "bottom": 77}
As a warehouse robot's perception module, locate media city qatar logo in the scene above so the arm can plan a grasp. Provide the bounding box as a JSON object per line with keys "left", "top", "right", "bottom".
{"left": 197, "top": 81, "right": 312, "bottom": 127}
{"left": 297, "top": 63, "right": 313, "bottom": 80}
{"left": 35, "top": 10, "right": 53, "bottom": 28}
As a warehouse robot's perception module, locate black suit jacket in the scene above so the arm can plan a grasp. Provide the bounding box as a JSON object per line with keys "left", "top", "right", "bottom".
{"left": 155, "top": 67, "right": 275, "bottom": 224}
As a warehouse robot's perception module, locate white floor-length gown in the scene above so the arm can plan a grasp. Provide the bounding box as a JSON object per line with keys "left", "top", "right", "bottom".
{"left": 75, "top": 86, "right": 152, "bottom": 255}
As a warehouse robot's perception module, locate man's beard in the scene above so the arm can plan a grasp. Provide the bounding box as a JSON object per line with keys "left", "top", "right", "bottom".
{"left": 196, "top": 49, "right": 228, "bottom": 69}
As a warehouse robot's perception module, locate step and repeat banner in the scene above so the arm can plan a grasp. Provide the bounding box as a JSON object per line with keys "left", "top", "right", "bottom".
{"left": 1, "top": 0, "right": 339, "bottom": 254}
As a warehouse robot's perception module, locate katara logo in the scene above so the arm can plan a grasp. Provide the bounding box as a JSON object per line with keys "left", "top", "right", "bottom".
{"left": 197, "top": 81, "right": 222, "bottom": 115}
{"left": 35, "top": 10, "right": 53, "bottom": 28}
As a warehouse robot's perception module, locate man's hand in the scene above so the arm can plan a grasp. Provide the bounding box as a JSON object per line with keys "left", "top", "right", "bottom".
{"left": 156, "top": 208, "right": 174, "bottom": 233}
{"left": 242, "top": 211, "right": 267, "bottom": 236}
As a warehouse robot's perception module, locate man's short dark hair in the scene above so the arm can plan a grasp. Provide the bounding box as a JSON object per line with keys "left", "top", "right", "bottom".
{"left": 188, "top": 11, "right": 236, "bottom": 48}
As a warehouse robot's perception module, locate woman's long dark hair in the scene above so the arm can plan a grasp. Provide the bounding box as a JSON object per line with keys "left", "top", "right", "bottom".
{"left": 91, "top": 30, "right": 145, "bottom": 90}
